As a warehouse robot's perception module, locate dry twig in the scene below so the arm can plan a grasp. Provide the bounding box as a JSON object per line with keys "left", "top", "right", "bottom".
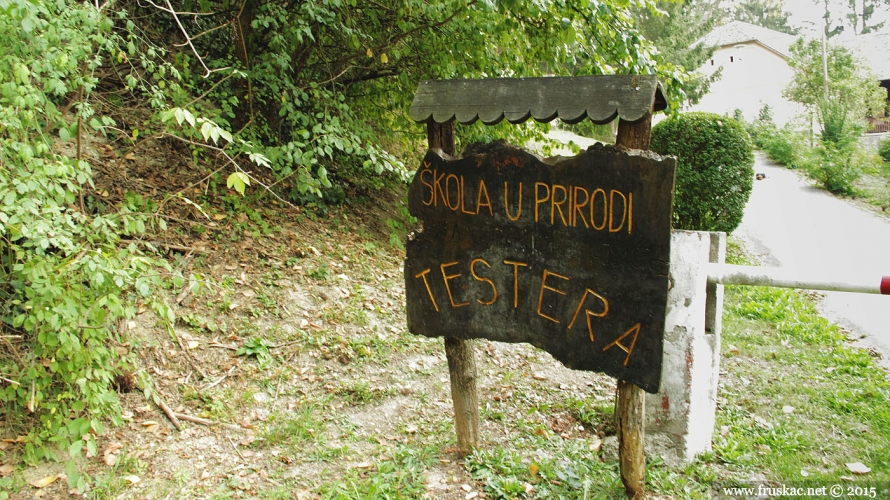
{"left": 156, "top": 397, "right": 183, "bottom": 432}
{"left": 174, "top": 412, "right": 243, "bottom": 432}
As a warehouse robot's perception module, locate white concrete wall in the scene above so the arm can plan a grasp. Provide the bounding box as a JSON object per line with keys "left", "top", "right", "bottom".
{"left": 645, "top": 231, "right": 725, "bottom": 465}
{"left": 689, "top": 42, "right": 808, "bottom": 128}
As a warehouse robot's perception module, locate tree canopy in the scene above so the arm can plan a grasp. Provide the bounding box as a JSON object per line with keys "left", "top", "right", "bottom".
{"left": 815, "top": 0, "right": 890, "bottom": 38}
{"left": 784, "top": 37, "right": 887, "bottom": 193}
{"left": 732, "top": 0, "right": 798, "bottom": 34}
{"left": 1, "top": 0, "right": 693, "bottom": 470}
{"left": 783, "top": 37, "right": 887, "bottom": 135}
{"left": 147, "top": 0, "right": 690, "bottom": 199}
{"left": 634, "top": 0, "right": 725, "bottom": 104}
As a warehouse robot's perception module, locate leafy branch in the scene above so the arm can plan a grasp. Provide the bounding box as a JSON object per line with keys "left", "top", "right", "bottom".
{"left": 139, "top": 0, "right": 228, "bottom": 77}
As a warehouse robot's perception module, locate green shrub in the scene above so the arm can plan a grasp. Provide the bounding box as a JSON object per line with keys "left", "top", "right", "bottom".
{"left": 650, "top": 112, "right": 755, "bottom": 233}
{"left": 762, "top": 127, "right": 806, "bottom": 168}
{"left": 747, "top": 121, "right": 773, "bottom": 150}
{"left": 810, "top": 142, "right": 860, "bottom": 195}
{"left": 879, "top": 138, "right": 890, "bottom": 163}
{"left": 744, "top": 105, "right": 775, "bottom": 149}
{"left": 0, "top": 0, "right": 177, "bottom": 474}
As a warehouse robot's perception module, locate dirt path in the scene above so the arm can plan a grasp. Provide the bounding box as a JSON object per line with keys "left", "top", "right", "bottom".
{"left": 735, "top": 153, "right": 890, "bottom": 369}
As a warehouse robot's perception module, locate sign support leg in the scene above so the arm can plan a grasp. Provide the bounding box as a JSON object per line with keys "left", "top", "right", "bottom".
{"left": 427, "top": 120, "right": 481, "bottom": 455}
{"left": 614, "top": 113, "right": 653, "bottom": 498}
{"left": 445, "top": 337, "right": 480, "bottom": 454}
{"left": 617, "top": 380, "right": 646, "bottom": 498}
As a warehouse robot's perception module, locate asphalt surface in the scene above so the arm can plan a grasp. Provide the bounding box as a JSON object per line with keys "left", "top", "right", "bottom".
{"left": 735, "top": 153, "right": 890, "bottom": 370}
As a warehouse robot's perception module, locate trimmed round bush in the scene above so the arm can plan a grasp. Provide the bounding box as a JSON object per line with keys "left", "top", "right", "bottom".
{"left": 650, "top": 112, "right": 755, "bottom": 233}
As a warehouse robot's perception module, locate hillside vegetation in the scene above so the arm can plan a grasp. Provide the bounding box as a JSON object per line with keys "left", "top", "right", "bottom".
{"left": 0, "top": 0, "right": 688, "bottom": 491}
{"left": 4, "top": 2, "right": 890, "bottom": 499}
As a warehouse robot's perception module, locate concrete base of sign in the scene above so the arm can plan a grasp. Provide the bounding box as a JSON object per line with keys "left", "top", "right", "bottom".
{"left": 645, "top": 230, "right": 725, "bottom": 465}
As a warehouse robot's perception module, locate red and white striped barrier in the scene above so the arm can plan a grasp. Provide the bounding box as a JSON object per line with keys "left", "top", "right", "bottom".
{"left": 707, "top": 264, "right": 890, "bottom": 295}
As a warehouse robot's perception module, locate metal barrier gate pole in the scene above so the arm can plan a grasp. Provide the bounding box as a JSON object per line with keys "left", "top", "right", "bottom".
{"left": 708, "top": 264, "right": 890, "bottom": 295}
{"left": 645, "top": 232, "right": 889, "bottom": 466}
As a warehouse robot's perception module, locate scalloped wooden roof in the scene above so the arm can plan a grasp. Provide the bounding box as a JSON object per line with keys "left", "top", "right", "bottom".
{"left": 409, "top": 75, "right": 666, "bottom": 125}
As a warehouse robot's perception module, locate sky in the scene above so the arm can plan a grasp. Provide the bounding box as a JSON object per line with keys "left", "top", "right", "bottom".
{"left": 784, "top": 0, "right": 890, "bottom": 38}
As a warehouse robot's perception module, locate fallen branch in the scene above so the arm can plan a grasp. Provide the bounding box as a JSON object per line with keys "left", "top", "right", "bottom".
{"left": 208, "top": 342, "right": 238, "bottom": 350}
{"left": 175, "top": 286, "right": 192, "bottom": 305}
{"left": 227, "top": 435, "right": 246, "bottom": 460}
{"left": 156, "top": 396, "right": 182, "bottom": 432}
{"left": 176, "top": 335, "right": 210, "bottom": 380}
{"left": 174, "top": 412, "right": 244, "bottom": 432}
{"left": 203, "top": 374, "right": 228, "bottom": 390}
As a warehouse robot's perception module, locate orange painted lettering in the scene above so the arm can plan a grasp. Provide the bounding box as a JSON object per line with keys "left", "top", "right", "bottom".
{"left": 470, "top": 258, "right": 497, "bottom": 305}
{"left": 420, "top": 169, "right": 434, "bottom": 206}
{"left": 503, "top": 260, "right": 528, "bottom": 308}
{"left": 591, "top": 188, "right": 607, "bottom": 231}
{"left": 535, "top": 182, "right": 550, "bottom": 223}
{"left": 609, "top": 190, "right": 627, "bottom": 233}
{"left": 568, "top": 288, "right": 610, "bottom": 342}
{"left": 445, "top": 174, "right": 461, "bottom": 211}
{"left": 460, "top": 176, "right": 476, "bottom": 215}
{"left": 505, "top": 182, "right": 523, "bottom": 221}
{"left": 414, "top": 268, "right": 438, "bottom": 312}
{"left": 433, "top": 170, "right": 447, "bottom": 208}
{"left": 550, "top": 184, "right": 568, "bottom": 226}
{"left": 440, "top": 261, "right": 469, "bottom": 308}
{"left": 573, "top": 186, "right": 590, "bottom": 228}
{"left": 627, "top": 192, "right": 633, "bottom": 234}
{"left": 603, "top": 323, "right": 642, "bottom": 366}
{"left": 477, "top": 180, "right": 493, "bottom": 216}
{"left": 537, "top": 269, "right": 569, "bottom": 323}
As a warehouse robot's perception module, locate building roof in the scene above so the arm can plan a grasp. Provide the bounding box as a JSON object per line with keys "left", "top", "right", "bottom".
{"left": 698, "top": 20, "right": 797, "bottom": 57}
{"left": 838, "top": 31, "right": 890, "bottom": 80}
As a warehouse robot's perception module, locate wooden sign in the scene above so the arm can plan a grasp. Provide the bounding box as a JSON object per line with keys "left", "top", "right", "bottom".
{"left": 405, "top": 141, "right": 676, "bottom": 393}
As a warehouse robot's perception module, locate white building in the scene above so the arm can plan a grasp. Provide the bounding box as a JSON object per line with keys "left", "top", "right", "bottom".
{"left": 688, "top": 21, "right": 890, "bottom": 132}
{"left": 687, "top": 21, "right": 806, "bottom": 127}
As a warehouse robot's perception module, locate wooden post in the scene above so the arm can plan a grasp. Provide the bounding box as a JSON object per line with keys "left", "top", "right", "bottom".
{"left": 616, "top": 380, "right": 646, "bottom": 498}
{"left": 427, "top": 121, "right": 455, "bottom": 156}
{"left": 445, "top": 337, "right": 480, "bottom": 453}
{"left": 428, "top": 120, "right": 480, "bottom": 454}
{"left": 615, "top": 113, "right": 652, "bottom": 499}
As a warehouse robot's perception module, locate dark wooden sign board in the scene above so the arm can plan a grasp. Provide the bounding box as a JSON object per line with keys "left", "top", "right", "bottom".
{"left": 405, "top": 142, "right": 676, "bottom": 393}
{"left": 406, "top": 75, "right": 670, "bottom": 498}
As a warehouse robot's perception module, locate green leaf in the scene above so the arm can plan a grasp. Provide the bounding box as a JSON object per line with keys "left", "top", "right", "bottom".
{"left": 226, "top": 172, "right": 251, "bottom": 195}
{"left": 69, "top": 440, "right": 83, "bottom": 457}
{"left": 200, "top": 121, "right": 213, "bottom": 141}
{"left": 219, "top": 128, "right": 232, "bottom": 143}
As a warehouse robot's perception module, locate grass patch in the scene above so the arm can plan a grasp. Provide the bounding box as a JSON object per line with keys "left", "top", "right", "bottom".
{"left": 467, "top": 442, "right": 625, "bottom": 499}
{"left": 716, "top": 283, "right": 890, "bottom": 492}
{"left": 317, "top": 444, "right": 436, "bottom": 499}
{"left": 263, "top": 404, "right": 327, "bottom": 447}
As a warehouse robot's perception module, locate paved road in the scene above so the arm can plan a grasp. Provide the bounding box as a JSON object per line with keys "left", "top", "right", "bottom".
{"left": 735, "top": 153, "right": 890, "bottom": 369}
